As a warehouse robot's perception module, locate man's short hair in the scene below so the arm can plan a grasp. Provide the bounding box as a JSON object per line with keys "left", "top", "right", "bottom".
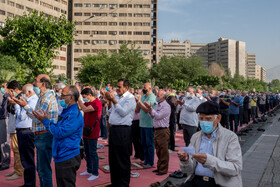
{"left": 7, "top": 80, "right": 22, "bottom": 90}
{"left": 40, "top": 77, "right": 51, "bottom": 89}
{"left": 118, "top": 79, "right": 130, "bottom": 88}
{"left": 69, "top": 85, "right": 79, "bottom": 102}
{"left": 81, "top": 88, "right": 94, "bottom": 96}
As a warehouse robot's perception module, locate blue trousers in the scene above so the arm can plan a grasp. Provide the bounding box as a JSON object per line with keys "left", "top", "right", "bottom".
{"left": 35, "top": 132, "right": 53, "bottom": 187}
{"left": 140, "top": 127, "right": 154, "bottom": 166}
{"left": 84, "top": 138, "right": 98, "bottom": 176}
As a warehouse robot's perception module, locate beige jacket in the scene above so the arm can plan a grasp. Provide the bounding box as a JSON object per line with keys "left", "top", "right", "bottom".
{"left": 180, "top": 124, "right": 242, "bottom": 187}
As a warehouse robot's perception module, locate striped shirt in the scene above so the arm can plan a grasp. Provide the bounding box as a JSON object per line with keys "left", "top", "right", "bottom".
{"left": 24, "top": 89, "right": 58, "bottom": 132}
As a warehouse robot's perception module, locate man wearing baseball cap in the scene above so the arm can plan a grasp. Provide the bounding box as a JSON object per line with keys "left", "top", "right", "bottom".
{"left": 178, "top": 101, "right": 242, "bottom": 187}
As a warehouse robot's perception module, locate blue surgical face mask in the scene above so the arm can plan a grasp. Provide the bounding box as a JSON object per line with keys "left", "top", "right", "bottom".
{"left": 83, "top": 98, "right": 90, "bottom": 103}
{"left": 59, "top": 99, "right": 68, "bottom": 108}
{"left": 200, "top": 121, "right": 214, "bottom": 134}
{"left": 156, "top": 97, "right": 161, "bottom": 103}
{"left": 236, "top": 94, "right": 239, "bottom": 97}
{"left": 203, "top": 93, "right": 207, "bottom": 97}
{"left": 1, "top": 88, "right": 5, "bottom": 94}
{"left": 106, "top": 87, "right": 110, "bottom": 91}
{"left": 33, "top": 87, "right": 41, "bottom": 95}
{"left": 222, "top": 92, "right": 226, "bottom": 96}
{"left": 14, "top": 92, "right": 18, "bottom": 97}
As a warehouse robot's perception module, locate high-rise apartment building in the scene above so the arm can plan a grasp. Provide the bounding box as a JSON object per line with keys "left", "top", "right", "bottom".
{"left": 255, "top": 65, "right": 266, "bottom": 82}
{"left": 157, "top": 39, "right": 190, "bottom": 60}
{"left": 246, "top": 53, "right": 256, "bottom": 79}
{"left": 67, "top": 0, "right": 158, "bottom": 79}
{"left": 0, "top": 0, "right": 68, "bottom": 76}
{"left": 190, "top": 43, "right": 208, "bottom": 65}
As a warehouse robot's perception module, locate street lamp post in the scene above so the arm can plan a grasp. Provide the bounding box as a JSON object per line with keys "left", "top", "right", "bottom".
{"left": 71, "top": 15, "right": 95, "bottom": 82}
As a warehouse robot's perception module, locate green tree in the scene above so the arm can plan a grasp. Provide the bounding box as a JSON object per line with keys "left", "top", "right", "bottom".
{"left": 76, "top": 44, "right": 149, "bottom": 88}
{"left": 150, "top": 55, "right": 208, "bottom": 88}
{"left": 269, "top": 79, "right": 280, "bottom": 92}
{"left": 0, "top": 10, "right": 75, "bottom": 80}
{"left": 0, "top": 53, "right": 28, "bottom": 84}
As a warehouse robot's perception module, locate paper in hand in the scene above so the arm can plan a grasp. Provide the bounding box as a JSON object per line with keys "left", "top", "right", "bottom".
{"left": 181, "top": 146, "right": 196, "bottom": 156}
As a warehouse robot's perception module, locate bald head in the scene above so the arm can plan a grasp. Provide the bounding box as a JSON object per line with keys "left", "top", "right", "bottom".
{"left": 34, "top": 74, "right": 51, "bottom": 91}
{"left": 143, "top": 82, "right": 152, "bottom": 95}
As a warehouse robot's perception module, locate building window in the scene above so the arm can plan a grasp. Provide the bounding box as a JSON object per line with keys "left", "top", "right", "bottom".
{"left": 83, "top": 31, "right": 90, "bottom": 34}
{"left": 128, "top": 4, "right": 132, "bottom": 8}
{"left": 134, "top": 4, "right": 143, "bottom": 8}
{"left": 83, "top": 49, "right": 90, "bottom": 53}
{"left": 143, "top": 32, "right": 150, "bottom": 35}
{"left": 61, "top": 0, "right": 67, "bottom": 5}
{"left": 60, "top": 47, "right": 66, "bottom": 51}
{"left": 16, "top": 3, "right": 24, "bottom": 9}
{"left": 93, "top": 13, "right": 107, "bottom": 17}
{"left": 143, "top": 4, "right": 150, "bottom": 8}
{"left": 119, "top": 4, "right": 127, "bottom": 8}
{"left": 134, "top": 22, "right": 142, "bottom": 26}
{"left": 109, "top": 4, "right": 117, "bottom": 9}
{"left": 143, "top": 41, "right": 150, "bottom": 44}
{"left": 128, "top": 13, "right": 132, "bottom": 17}
{"left": 0, "top": 10, "right": 5, "bottom": 15}
{"left": 74, "top": 49, "right": 82, "bottom": 53}
{"left": 7, "top": 1, "right": 14, "bottom": 6}
{"left": 128, "top": 31, "right": 132, "bottom": 35}
{"left": 109, "top": 13, "right": 117, "bottom": 17}
{"left": 92, "top": 22, "right": 107, "bottom": 26}
{"left": 54, "top": 7, "right": 60, "bottom": 12}
{"left": 134, "top": 13, "right": 142, "bottom": 17}
{"left": 92, "top": 49, "right": 98, "bottom": 53}
{"left": 143, "top": 22, "right": 150, "bottom": 26}
{"left": 119, "top": 13, "right": 127, "bottom": 17}
{"left": 84, "top": 12, "right": 91, "bottom": 16}
{"left": 60, "top": 57, "right": 66, "bottom": 61}
{"left": 109, "top": 40, "right": 117, "bottom": 45}
{"left": 109, "top": 31, "right": 117, "bottom": 35}
{"left": 109, "top": 22, "right": 117, "bottom": 26}
{"left": 119, "top": 22, "right": 127, "bottom": 26}
{"left": 84, "top": 22, "right": 90, "bottom": 25}
{"left": 84, "top": 3, "right": 91, "bottom": 7}
{"left": 135, "top": 41, "right": 143, "bottom": 44}
{"left": 143, "top": 14, "right": 150, "bottom": 17}
{"left": 134, "top": 32, "right": 142, "bottom": 35}
{"left": 93, "top": 31, "right": 107, "bottom": 35}
{"left": 119, "top": 31, "right": 126, "bottom": 35}
{"left": 74, "top": 3, "right": 82, "bottom": 7}
{"left": 61, "top": 9, "right": 67, "bottom": 14}
{"left": 119, "top": 40, "right": 126, "bottom": 44}
{"left": 7, "top": 12, "right": 14, "bottom": 18}
{"left": 74, "top": 12, "right": 82, "bottom": 16}
{"left": 128, "top": 22, "right": 132, "bottom": 26}
{"left": 92, "top": 40, "right": 107, "bottom": 44}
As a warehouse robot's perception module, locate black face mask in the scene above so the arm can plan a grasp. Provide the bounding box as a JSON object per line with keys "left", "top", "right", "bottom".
{"left": 142, "top": 89, "right": 148, "bottom": 94}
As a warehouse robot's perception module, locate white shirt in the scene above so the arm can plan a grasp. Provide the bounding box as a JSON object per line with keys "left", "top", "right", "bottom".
{"left": 179, "top": 96, "right": 201, "bottom": 127}
{"left": 108, "top": 91, "right": 136, "bottom": 126}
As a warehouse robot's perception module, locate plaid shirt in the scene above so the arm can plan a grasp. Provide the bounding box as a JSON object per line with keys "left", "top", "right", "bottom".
{"left": 25, "top": 89, "right": 58, "bottom": 132}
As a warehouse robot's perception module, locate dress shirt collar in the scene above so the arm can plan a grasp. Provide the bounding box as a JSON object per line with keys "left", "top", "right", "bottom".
{"left": 26, "top": 93, "right": 37, "bottom": 102}
{"left": 117, "top": 91, "right": 129, "bottom": 99}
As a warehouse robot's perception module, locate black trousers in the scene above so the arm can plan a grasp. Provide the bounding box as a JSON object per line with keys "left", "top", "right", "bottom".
{"left": 109, "top": 125, "right": 132, "bottom": 187}
{"left": 55, "top": 155, "right": 81, "bottom": 187}
{"left": 179, "top": 176, "right": 219, "bottom": 187}
{"left": 219, "top": 109, "right": 229, "bottom": 129}
{"left": 169, "top": 123, "right": 175, "bottom": 151}
{"left": 131, "top": 120, "right": 144, "bottom": 160}
{"left": 239, "top": 107, "right": 243, "bottom": 126}
{"left": 17, "top": 129, "right": 35, "bottom": 187}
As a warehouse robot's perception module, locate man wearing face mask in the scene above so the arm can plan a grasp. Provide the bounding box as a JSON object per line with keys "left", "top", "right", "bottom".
{"left": 33, "top": 85, "right": 83, "bottom": 187}
{"left": 177, "top": 101, "right": 242, "bottom": 187}
{"left": 135, "top": 82, "right": 157, "bottom": 168}
{"left": 78, "top": 88, "right": 102, "bottom": 181}
{"left": 177, "top": 87, "right": 201, "bottom": 146}
{"left": 14, "top": 74, "right": 58, "bottom": 187}
{"left": 55, "top": 83, "right": 66, "bottom": 116}
{"left": 10, "top": 84, "right": 38, "bottom": 186}
{"left": 219, "top": 89, "right": 231, "bottom": 129}
{"left": 145, "top": 90, "right": 171, "bottom": 176}
{"left": 196, "top": 88, "right": 207, "bottom": 103}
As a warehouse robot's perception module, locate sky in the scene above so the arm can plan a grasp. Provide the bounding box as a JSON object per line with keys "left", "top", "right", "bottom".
{"left": 158, "top": 0, "right": 280, "bottom": 69}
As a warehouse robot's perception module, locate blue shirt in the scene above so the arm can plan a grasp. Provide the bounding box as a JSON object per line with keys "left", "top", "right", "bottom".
{"left": 14, "top": 94, "right": 38, "bottom": 128}
{"left": 239, "top": 96, "right": 244, "bottom": 107}
{"left": 42, "top": 103, "right": 84, "bottom": 163}
{"left": 195, "top": 129, "right": 218, "bottom": 178}
{"left": 229, "top": 96, "right": 241, "bottom": 114}
{"left": 219, "top": 95, "right": 231, "bottom": 110}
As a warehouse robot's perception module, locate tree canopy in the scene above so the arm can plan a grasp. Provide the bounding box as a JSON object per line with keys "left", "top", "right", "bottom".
{"left": 0, "top": 10, "right": 75, "bottom": 80}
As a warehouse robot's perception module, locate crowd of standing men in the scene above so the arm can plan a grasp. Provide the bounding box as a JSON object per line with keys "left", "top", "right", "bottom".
{"left": 0, "top": 76, "right": 279, "bottom": 187}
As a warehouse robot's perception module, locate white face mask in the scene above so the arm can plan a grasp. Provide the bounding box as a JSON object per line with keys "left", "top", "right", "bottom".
{"left": 196, "top": 93, "right": 200, "bottom": 98}
{"left": 186, "top": 92, "right": 191, "bottom": 98}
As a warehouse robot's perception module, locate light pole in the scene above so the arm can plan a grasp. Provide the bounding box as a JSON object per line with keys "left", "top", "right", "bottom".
{"left": 71, "top": 15, "right": 95, "bottom": 82}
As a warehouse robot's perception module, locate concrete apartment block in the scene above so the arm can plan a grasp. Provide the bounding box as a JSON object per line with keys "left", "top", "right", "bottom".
{"left": 0, "top": 0, "right": 68, "bottom": 77}
{"left": 236, "top": 41, "right": 246, "bottom": 77}
{"left": 247, "top": 53, "right": 256, "bottom": 79}
{"left": 255, "top": 64, "right": 266, "bottom": 82}
{"left": 67, "top": 0, "right": 158, "bottom": 78}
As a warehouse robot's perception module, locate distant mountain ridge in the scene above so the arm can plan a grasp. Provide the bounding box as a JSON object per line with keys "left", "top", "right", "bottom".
{"left": 266, "top": 65, "right": 280, "bottom": 82}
